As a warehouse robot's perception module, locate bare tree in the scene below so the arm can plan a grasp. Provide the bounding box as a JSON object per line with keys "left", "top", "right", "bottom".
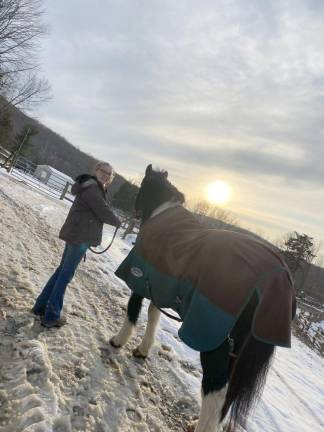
{"left": 187, "top": 200, "right": 239, "bottom": 227}
{"left": 0, "top": 0, "right": 50, "bottom": 112}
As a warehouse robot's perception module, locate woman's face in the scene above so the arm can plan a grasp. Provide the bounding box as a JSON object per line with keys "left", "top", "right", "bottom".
{"left": 96, "top": 164, "right": 113, "bottom": 185}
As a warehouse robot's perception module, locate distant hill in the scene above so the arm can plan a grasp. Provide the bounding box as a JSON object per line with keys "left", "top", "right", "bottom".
{"left": 0, "top": 97, "right": 126, "bottom": 196}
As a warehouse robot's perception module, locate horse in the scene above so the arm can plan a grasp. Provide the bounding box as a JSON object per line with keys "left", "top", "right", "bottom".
{"left": 110, "top": 164, "right": 296, "bottom": 432}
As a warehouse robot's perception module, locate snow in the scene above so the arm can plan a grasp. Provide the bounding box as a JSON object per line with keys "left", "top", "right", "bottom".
{"left": 0, "top": 168, "right": 323, "bottom": 432}
{"left": 6, "top": 168, "right": 74, "bottom": 201}
{"left": 308, "top": 321, "right": 324, "bottom": 338}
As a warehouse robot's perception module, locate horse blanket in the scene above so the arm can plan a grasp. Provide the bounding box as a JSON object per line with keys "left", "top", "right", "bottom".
{"left": 115, "top": 206, "right": 296, "bottom": 352}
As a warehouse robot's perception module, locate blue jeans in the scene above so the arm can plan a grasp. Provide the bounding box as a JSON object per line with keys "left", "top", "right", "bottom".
{"left": 33, "top": 243, "right": 88, "bottom": 322}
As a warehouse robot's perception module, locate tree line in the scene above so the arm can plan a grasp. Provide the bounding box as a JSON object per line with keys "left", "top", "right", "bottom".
{"left": 0, "top": 0, "right": 49, "bottom": 114}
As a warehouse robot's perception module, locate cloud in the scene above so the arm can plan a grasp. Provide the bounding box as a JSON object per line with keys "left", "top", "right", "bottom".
{"left": 38, "top": 0, "right": 324, "bottom": 240}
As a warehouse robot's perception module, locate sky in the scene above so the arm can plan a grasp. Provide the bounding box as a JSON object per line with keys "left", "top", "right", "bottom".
{"left": 35, "top": 0, "right": 324, "bottom": 251}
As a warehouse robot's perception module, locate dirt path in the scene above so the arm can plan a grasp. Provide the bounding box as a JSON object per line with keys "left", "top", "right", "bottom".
{"left": 0, "top": 177, "right": 199, "bottom": 432}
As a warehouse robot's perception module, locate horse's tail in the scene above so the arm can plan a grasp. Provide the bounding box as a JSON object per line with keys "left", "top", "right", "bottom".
{"left": 221, "top": 335, "right": 275, "bottom": 430}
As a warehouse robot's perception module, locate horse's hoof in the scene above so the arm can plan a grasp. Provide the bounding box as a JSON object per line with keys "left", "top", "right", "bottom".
{"left": 186, "top": 420, "right": 198, "bottom": 432}
{"left": 109, "top": 338, "right": 121, "bottom": 348}
{"left": 133, "top": 348, "right": 147, "bottom": 359}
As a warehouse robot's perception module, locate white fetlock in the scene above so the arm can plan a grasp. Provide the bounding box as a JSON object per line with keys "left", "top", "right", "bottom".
{"left": 194, "top": 386, "right": 227, "bottom": 432}
{"left": 134, "top": 302, "right": 160, "bottom": 358}
{"left": 110, "top": 317, "right": 134, "bottom": 347}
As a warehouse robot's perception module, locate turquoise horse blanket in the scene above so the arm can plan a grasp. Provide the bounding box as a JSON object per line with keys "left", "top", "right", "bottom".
{"left": 115, "top": 206, "right": 295, "bottom": 352}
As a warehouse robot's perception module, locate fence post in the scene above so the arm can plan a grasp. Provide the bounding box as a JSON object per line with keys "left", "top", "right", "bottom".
{"left": 60, "top": 181, "right": 71, "bottom": 200}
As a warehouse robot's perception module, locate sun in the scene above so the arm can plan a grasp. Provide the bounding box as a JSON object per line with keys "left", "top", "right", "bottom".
{"left": 206, "top": 181, "right": 231, "bottom": 205}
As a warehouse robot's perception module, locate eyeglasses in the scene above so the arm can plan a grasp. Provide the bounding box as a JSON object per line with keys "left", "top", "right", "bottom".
{"left": 98, "top": 168, "right": 112, "bottom": 176}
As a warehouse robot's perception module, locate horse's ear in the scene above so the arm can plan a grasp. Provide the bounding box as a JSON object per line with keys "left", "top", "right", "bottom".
{"left": 163, "top": 171, "right": 168, "bottom": 178}
{"left": 145, "top": 164, "right": 153, "bottom": 176}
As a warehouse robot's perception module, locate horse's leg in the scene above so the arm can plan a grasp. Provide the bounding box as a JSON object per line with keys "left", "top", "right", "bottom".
{"left": 193, "top": 340, "right": 231, "bottom": 432}
{"left": 191, "top": 387, "right": 227, "bottom": 432}
{"left": 110, "top": 293, "right": 143, "bottom": 348}
{"left": 133, "top": 301, "right": 160, "bottom": 358}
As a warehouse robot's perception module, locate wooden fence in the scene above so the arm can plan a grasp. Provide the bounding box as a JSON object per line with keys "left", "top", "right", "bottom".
{"left": 0, "top": 144, "right": 73, "bottom": 202}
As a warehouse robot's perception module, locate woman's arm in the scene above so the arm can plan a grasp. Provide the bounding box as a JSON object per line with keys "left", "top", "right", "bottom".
{"left": 81, "top": 185, "right": 121, "bottom": 227}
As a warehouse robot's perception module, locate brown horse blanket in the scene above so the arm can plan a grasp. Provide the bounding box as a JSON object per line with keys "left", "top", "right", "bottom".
{"left": 116, "top": 205, "right": 296, "bottom": 352}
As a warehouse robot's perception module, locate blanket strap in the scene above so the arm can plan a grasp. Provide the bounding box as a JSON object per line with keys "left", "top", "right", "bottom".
{"left": 146, "top": 280, "right": 183, "bottom": 322}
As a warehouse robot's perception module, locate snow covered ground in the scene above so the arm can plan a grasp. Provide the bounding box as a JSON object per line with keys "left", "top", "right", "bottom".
{"left": 0, "top": 170, "right": 323, "bottom": 432}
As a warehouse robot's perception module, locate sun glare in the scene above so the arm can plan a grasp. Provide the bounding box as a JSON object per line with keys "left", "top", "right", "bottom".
{"left": 206, "top": 181, "right": 231, "bottom": 205}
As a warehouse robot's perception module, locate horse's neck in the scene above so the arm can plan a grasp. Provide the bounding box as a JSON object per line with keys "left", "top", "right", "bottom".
{"left": 150, "top": 201, "right": 182, "bottom": 219}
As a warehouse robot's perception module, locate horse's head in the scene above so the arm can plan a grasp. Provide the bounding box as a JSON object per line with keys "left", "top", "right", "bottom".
{"left": 135, "top": 164, "right": 185, "bottom": 223}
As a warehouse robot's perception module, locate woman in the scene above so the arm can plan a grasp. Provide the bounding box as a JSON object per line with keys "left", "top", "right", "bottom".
{"left": 32, "top": 161, "right": 121, "bottom": 328}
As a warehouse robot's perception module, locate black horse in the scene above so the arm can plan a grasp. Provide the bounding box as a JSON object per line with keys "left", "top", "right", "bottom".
{"left": 111, "top": 165, "right": 295, "bottom": 432}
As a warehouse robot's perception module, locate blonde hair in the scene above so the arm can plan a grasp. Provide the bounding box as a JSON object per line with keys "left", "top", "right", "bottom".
{"left": 94, "top": 161, "right": 114, "bottom": 176}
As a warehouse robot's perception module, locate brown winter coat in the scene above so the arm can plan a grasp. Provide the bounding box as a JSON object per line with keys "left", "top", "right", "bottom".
{"left": 59, "top": 176, "right": 121, "bottom": 246}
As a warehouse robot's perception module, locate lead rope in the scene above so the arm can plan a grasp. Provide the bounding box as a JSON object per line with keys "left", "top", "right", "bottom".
{"left": 88, "top": 226, "right": 119, "bottom": 255}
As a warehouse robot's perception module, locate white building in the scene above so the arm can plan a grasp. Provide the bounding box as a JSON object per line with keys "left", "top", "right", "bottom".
{"left": 34, "top": 165, "right": 74, "bottom": 192}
